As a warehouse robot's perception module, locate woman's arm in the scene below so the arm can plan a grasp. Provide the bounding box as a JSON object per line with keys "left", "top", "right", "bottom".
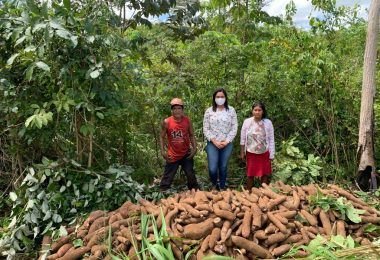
{"left": 226, "top": 107, "right": 238, "bottom": 143}
{"left": 203, "top": 108, "right": 215, "bottom": 142}
{"left": 239, "top": 119, "right": 248, "bottom": 159}
{"left": 266, "top": 120, "right": 275, "bottom": 159}
{"left": 240, "top": 119, "right": 248, "bottom": 146}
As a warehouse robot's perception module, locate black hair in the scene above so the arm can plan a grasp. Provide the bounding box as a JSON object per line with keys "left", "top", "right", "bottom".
{"left": 212, "top": 88, "right": 229, "bottom": 112}
{"left": 251, "top": 101, "right": 267, "bottom": 119}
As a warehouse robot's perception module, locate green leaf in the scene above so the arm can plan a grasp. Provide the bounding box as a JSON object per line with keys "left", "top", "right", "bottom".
{"left": 42, "top": 221, "right": 53, "bottom": 234}
{"left": 331, "top": 235, "right": 345, "bottom": 247}
{"left": 9, "top": 192, "right": 18, "bottom": 201}
{"left": 33, "top": 227, "right": 39, "bottom": 238}
{"left": 32, "top": 23, "right": 47, "bottom": 33}
{"left": 26, "top": 0, "right": 40, "bottom": 14}
{"left": 70, "top": 159, "right": 81, "bottom": 167}
{"left": 8, "top": 216, "right": 17, "bottom": 229}
{"left": 25, "top": 64, "right": 35, "bottom": 81}
{"left": 35, "top": 117, "right": 43, "bottom": 128}
{"left": 63, "top": 0, "right": 71, "bottom": 10}
{"left": 96, "top": 112, "right": 104, "bottom": 119}
{"left": 88, "top": 183, "right": 95, "bottom": 193}
{"left": 24, "top": 45, "right": 37, "bottom": 52}
{"left": 49, "top": 20, "right": 65, "bottom": 30}
{"left": 25, "top": 115, "right": 36, "bottom": 128}
{"left": 30, "top": 212, "right": 38, "bottom": 223}
{"left": 52, "top": 213, "right": 62, "bottom": 223}
{"left": 41, "top": 201, "right": 49, "bottom": 214}
{"left": 59, "top": 226, "right": 68, "bottom": 237}
{"left": 70, "top": 36, "right": 78, "bottom": 47}
{"left": 346, "top": 235, "right": 355, "bottom": 248}
{"left": 80, "top": 125, "right": 89, "bottom": 136}
{"left": 7, "top": 53, "right": 20, "bottom": 66}
{"left": 26, "top": 199, "right": 35, "bottom": 210}
{"left": 15, "top": 36, "right": 26, "bottom": 47}
{"left": 37, "top": 190, "right": 46, "bottom": 200}
{"left": 364, "top": 224, "right": 380, "bottom": 233}
{"left": 90, "top": 70, "right": 100, "bottom": 79}
{"left": 35, "top": 61, "right": 50, "bottom": 72}
{"left": 346, "top": 206, "right": 365, "bottom": 223}
{"left": 86, "top": 35, "right": 95, "bottom": 43}
{"left": 55, "top": 29, "right": 71, "bottom": 40}
{"left": 73, "top": 239, "right": 83, "bottom": 248}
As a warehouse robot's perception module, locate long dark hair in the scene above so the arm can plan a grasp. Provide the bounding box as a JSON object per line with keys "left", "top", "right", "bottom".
{"left": 252, "top": 101, "right": 267, "bottom": 119}
{"left": 212, "top": 88, "right": 229, "bottom": 112}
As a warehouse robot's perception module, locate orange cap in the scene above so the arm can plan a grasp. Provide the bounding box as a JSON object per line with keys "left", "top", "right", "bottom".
{"left": 170, "top": 98, "right": 184, "bottom": 106}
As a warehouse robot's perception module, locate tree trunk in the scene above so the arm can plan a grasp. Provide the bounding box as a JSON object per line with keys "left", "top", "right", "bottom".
{"left": 75, "top": 110, "right": 84, "bottom": 164}
{"left": 87, "top": 113, "right": 94, "bottom": 168}
{"left": 357, "top": 0, "right": 380, "bottom": 173}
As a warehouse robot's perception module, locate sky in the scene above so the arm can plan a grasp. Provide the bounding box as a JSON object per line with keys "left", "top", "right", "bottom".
{"left": 263, "top": 0, "right": 371, "bottom": 28}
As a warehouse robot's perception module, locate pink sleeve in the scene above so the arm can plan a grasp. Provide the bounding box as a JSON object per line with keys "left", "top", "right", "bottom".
{"left": 240, "top": 119, "right": 248, "bottom": 145}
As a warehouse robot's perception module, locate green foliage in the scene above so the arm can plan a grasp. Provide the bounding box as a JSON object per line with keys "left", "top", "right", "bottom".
{"left": 0, "top": 158, "right": 145, "bottom": 255}
{"left": 353, "top": 189, "right": 380, "bottom": 212}
{"left": 111, "top": 212, "right": 176, "bottom": 260}
{"left": 301, "top": 235, "right": 356, "bottom": 259}
{"left": 309, "top": 0, "right": 364, "bottom": 33}
{"left": 272, "top": 138, "right": 324, "bottom": 185}
{"left": 364, "top": 224, "right": 380, "bottom": 236}
{"left": 286, "top": 234, "right": 380, "bottom": 259}
{"left": 309, "top": 191, "right": 365, "bottom": 223}
{"left": 139, "top": 213, "right": 175, "bottom": 260}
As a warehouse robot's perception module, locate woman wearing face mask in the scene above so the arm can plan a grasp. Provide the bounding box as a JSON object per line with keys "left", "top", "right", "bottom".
{"left": 240, "top": 101, "right": 274, "bottom": 190}
{"left": 203, "top": 88, "right": 238, "bottom": 190}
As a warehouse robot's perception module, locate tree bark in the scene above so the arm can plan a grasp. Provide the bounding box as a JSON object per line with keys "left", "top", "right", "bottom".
{"left": 87, "top": 113, "right": 94, "bottom": 168}
{"left": 357, "top": 0, "right": 380, "bottom": 172}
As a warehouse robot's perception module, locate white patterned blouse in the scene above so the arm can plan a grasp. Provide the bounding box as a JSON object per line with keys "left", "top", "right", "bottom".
{"left": 203, "top": 106, "right": 238, "bottom": 144}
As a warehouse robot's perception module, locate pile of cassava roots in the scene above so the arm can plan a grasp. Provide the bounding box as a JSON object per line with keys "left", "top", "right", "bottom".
{"left": 40, "top": 182, "right": 380, "bottom": 259}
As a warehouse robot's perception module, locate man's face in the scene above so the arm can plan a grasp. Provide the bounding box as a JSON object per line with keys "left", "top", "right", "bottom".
{"left": 171, "top": 105, "right": 184, "bottom": 118}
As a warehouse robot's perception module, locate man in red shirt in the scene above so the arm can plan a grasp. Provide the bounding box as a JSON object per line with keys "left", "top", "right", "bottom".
{"left": 160, "top": 98, "right": 199, "bottom": 191}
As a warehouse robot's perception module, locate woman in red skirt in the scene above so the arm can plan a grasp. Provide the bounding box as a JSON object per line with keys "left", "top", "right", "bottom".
{"left": 240, "top": 101, "right": 275, "bottom": 190}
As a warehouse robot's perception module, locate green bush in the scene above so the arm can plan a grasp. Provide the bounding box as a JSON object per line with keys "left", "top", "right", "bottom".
{"left": 273, "top": 137, "right": 324, "bottom": 185}
{"left": 0, "top": 158, "right": 145, "bottom": 256}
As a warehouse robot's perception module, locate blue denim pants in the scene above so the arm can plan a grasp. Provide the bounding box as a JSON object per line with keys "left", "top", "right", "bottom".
{"left": 205, "top": 141, "right": 233, "bottom": 189}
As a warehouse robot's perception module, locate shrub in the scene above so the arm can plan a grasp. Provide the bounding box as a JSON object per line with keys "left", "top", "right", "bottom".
{"left": 0, "top": 158, "right": 145, "bottom": 256}
{"left": 273, "top": 137, "right": 324, "bottom": 185}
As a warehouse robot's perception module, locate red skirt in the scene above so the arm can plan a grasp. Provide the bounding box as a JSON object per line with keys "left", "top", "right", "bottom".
{"left": 246, "top": 151, "right": 272, "bottom": 177}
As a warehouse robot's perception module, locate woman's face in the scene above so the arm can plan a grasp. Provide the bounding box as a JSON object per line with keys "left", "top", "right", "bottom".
{"left": 214, "top": 91, "right": 226, "bottom": 106}
{"left": 252, "top": 106, "right": 263, "bottom": 119}
{"left": 215, "top": 91, "right": 225, "bottom": 99}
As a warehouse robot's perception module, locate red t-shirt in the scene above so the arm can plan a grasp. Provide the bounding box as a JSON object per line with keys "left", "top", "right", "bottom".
{"left": 165, "top": 116, "right": 191, "bottom": 162}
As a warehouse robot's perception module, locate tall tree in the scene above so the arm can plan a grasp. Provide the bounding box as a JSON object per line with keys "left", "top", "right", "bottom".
{"left": 357, "top": 0, "right": 380, "bottom": 186}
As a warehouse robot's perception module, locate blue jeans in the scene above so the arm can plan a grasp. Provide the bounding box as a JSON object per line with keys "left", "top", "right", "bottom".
{"left": 205, "top": 141, "right": 233, "bottom": 189}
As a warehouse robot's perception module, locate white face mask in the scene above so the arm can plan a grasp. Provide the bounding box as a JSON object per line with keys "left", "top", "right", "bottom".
{"left": 215, "top": 97, "right": 226, "bottom": 106}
